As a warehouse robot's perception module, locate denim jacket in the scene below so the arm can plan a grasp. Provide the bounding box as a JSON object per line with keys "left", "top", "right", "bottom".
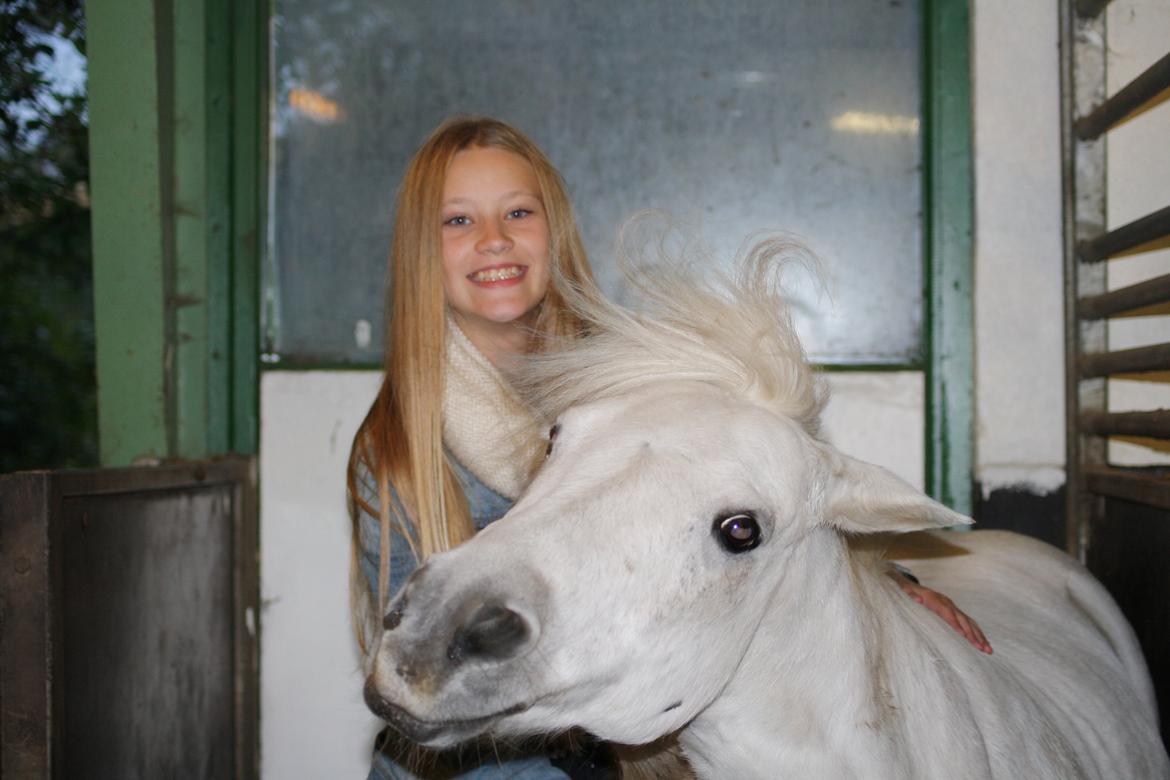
{"left": 356, "top": 458, "right": 570, "bottom": 780}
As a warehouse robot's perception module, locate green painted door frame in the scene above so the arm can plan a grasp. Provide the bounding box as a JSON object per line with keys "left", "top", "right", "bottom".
{"left": 925, "top": 0, "right": 975, "bottom": 516}
{"left": 87, "top": 0, "right": 971, "bottom": 511}
{"left": 87, "top": 0, "right": 264, "bottom": 465}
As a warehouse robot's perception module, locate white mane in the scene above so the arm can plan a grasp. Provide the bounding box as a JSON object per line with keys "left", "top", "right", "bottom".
{"left": 524, "top": 237, "right": 828, "bottom": 437}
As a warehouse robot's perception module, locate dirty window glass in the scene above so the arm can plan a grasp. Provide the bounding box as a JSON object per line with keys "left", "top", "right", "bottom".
{"left": 269, "top": 1, "right": 922, "bottom": 365}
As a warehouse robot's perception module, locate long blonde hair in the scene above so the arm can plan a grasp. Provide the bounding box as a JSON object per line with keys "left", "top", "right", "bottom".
{"left": 347, "top": 117, "right": 595, "bottom": 653}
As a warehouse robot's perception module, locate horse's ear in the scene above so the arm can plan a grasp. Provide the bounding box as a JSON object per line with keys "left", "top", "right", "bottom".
{"left": 815, "top": 443, "right": 972, "bottom": 534}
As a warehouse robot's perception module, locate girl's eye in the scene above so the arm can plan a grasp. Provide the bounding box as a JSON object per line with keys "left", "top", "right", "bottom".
{"left": 444, "top": 215, "right": 470, "bottom": 227}
{"left": 507, "top": 208, "right": 532, "bottom": 219}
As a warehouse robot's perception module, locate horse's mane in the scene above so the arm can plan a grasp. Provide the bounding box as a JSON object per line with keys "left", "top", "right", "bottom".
{"left": 521, "top": 236, "right": 828, "bottom": 437}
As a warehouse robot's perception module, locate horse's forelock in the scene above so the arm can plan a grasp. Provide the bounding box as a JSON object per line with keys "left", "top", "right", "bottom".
{"left": 522, "top": 237, "right": 828, "bottom": 436}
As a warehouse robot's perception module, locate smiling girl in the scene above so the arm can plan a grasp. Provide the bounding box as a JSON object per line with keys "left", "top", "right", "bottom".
{"left": 348, "top": 117, "right": 602, "bottom": 779}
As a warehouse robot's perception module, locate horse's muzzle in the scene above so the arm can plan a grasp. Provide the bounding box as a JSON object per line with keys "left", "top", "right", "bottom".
{"left": 363, "top": 677, "right": 530, "bottom": 747}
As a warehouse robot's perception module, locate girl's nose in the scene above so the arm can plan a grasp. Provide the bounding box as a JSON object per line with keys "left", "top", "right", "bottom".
{"left": 475, "top": 219, "right": 513, "bottom": 254}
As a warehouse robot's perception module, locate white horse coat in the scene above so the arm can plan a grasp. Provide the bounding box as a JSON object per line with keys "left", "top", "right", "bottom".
{"left": 364, "top": 244, "right": 1169, "bottom": 779}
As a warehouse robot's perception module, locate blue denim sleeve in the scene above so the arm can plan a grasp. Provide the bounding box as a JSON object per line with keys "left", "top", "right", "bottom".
{"left": 368, "top": 750, "right": 570, "bottom": 780}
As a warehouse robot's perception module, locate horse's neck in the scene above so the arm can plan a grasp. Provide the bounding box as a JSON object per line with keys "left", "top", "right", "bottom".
{"left": 680, "top": 531, "right": 923, "bottom": 778}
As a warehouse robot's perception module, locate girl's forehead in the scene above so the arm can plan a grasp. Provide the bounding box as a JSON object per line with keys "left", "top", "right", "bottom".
{"left": 443, "top": 146, "right": 540, "bottom": 199}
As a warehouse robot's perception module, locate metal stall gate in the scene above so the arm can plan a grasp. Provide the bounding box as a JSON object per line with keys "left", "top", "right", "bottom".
{"left": 0, "top": 460, "right": 259, "bottom": 779}
{"left": 1061, "top": 0, "right": 1170, "bottom": 748}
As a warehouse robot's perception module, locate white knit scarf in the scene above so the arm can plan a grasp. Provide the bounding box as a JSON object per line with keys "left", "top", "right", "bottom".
{"left": 442, "top": 317, "right": 544, "bottom": 500}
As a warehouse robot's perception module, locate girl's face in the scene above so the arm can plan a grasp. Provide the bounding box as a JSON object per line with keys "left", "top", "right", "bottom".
{"left": 440, "top": 146, "right": 551, "bottom": 361}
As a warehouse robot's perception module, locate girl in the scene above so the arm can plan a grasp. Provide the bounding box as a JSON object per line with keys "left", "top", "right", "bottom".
{"left": 348, "top": 117, "right": 989, "bottom": 779}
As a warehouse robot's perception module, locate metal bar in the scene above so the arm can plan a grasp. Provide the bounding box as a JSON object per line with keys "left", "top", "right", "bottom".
{"left": 1075, "top": 0, "right": 1113, "bottom": 20}
{"left": 1080, "top": 273, "right": 1170, "bottom": 319}
{"left": 925, "top": 0, "right": 975, "bottom": 518}
{"left": 1080, "top": 342, "right": 1170, "bottom": 377}
{"left": 1076, "top": 50, "right": 1170, "bottom": 140}
{"left": 1061, "top": 0, "right": 1108, "bottom": 559}
{"left": 1077, "top": 203, "right": 1170, "bottom": 263}
{"left": 1084, "top": 465, "right": 1170, "bottom": 511}
{"left": 1081, "top": 409, "right": 1170, "bottom": 439}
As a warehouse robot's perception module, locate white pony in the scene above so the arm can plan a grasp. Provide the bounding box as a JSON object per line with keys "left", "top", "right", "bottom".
{"left": 365, "top": 241, "right": 1168, "bottom": 778}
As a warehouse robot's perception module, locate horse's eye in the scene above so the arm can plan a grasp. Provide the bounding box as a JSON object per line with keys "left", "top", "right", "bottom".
{"left": 545, "top": 424, "right": 561, "bottom": 459}
{"left": 714, "top": 512, "right": 761, "bottom": 553}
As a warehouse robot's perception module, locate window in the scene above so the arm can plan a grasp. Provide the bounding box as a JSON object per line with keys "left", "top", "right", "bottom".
{"left": 270, "top": 1, "right": 922, "bottom": 366}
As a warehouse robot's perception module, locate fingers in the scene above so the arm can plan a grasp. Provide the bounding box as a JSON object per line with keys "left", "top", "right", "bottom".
{"left": 967, "top": 616, "right": 993, "bottom": 655}
{"left": 950, "top": 604, "right": 992, "bottom": 654}
{"left": 911, "top": 585, "right": 994, "bottom": 655}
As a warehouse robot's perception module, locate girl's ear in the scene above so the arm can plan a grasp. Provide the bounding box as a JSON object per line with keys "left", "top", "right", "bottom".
{"left": 814, "top": 441, "right": 973, "bottom": 535}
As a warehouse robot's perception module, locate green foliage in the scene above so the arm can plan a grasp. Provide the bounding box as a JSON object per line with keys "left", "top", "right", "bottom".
{"left": 0, "top": 0, "right": 96, "bottom": 471}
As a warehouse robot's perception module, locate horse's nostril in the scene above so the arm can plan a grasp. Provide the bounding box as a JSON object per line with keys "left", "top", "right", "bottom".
{"left": 395, "top": 662, "right": 417, "bottom": 681}
{"left": 448, "top": 603, "right": 531, "bottom": 664}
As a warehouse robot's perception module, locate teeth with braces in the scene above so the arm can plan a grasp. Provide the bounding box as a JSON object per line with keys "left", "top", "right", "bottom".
{"left": 471, "top": 266, "right": 523, "bottom": 282}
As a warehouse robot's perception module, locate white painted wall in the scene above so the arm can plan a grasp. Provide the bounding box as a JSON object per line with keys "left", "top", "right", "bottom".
{"left": 971, "top": 0, "right": 1066, "bottom": 496}
{"left": 258, "top": 2, "right": 1167, "bottom": 775}
{"left": 260, "top": 371, "right": 382, "bottom": 777}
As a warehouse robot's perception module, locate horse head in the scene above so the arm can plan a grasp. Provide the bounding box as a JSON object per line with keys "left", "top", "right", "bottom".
{"left": 363, "top": 239, "right": 968, "bottom": 755}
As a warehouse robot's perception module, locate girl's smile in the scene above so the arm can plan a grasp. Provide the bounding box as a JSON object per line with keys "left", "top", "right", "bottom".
{"left": 467, "top": 264, "right": 528, "bottom": 285}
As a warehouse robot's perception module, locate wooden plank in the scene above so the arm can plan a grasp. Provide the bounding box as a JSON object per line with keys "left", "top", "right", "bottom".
{"left": 1075, "top": 50, "right": 1170, "bottom": 141}
{"left": 1080, "top": 342, "right": 1170, "bottom": 377}
{"left": 1077, "top": 203, "right": 1170, "bottom": 263}
{"left": 0, "top": 474, "right": 53, "bottom": 778}
{"left": 230, "top": 0, "right": 264, "bottom": 455}
{"left": 1084, "top": 465, "right": 1170, "bottom": 510}
{"left": 1080, "top": 273, "right": 1170, "bottom": 319}
{"left": 1081, "top": 409, "right": 1170, "bottom": 439}
{"left": 86, "top": 0, "right": 169, "bottom": 465}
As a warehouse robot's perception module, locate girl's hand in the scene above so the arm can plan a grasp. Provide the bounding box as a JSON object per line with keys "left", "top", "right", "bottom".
{"left": 892, "top": 571, "right": 993, "bottom": 654}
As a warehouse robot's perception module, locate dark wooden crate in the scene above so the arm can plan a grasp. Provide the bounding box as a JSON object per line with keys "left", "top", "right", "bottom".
{"left": 0, "top": 459, "right": 258, "bottom": 779}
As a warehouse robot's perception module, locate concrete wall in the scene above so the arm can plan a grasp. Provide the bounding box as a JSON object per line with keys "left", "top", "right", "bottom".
{"left": 971, "top": 0, "right": 1065, "bottom": 497}
{"left": 257, "top": 1, "right": 1168, "bottom": 775}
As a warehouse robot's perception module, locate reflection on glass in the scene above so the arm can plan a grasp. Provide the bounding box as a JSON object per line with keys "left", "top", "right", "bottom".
{"left": 270, "top": 1, "right": 922, "bottom": 365}
{"left": 831, "top": 111, "right": 921, "bottom": 135}
{"left": 288, "top": 88, "right": 342, "bottom": 123}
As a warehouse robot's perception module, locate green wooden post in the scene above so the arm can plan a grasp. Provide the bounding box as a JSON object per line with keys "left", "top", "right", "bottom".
{"left": 86, "top": 0, "right": 261, "bottom": 466}
{"left": 925, "top": 0, "right": 975, "bottom": 516}
{"left": 230, "top": 0, "right": 265, "bottom": 455}
{"left": 87, "top": 0, "right": 170, "bottom": 465}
